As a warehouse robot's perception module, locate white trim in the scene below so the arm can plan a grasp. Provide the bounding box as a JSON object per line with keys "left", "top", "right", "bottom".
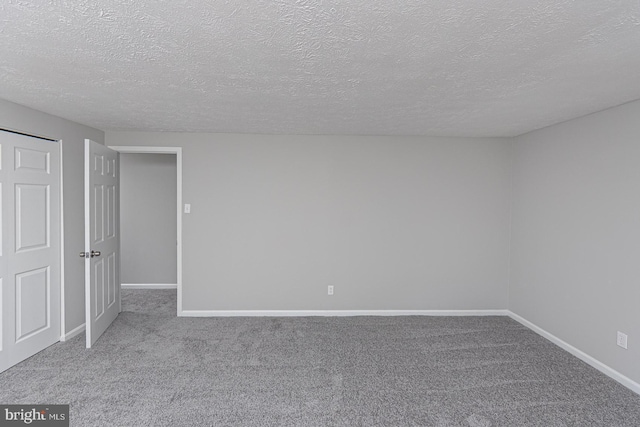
{"left": 108, "top": 146, "right": 183, "bottom": 317}
{"left": 117, "top": 160, "right": 121, "bottom": 315}
{"left": 176, "top": 148, "right": 183, "bottom": 316}
{"left": 508, "top": 311, "right": 640, "bottom": 396}
{"left": 60, "top": 323, "right": 85, "bottom": 342}
{"left": 83, "top": 139, "right": 92, "bottom": 347}
{"left": 109, "top": 146, "right": 182, "bottom": 154}
{"left": 180, "top": 309, "right": 509, "bottom": 317}
{"left": 121, "top": 283, "right": 177, "bottom": 289}
{"left": 59, "top": 138, "right": 65, "bottom": 341}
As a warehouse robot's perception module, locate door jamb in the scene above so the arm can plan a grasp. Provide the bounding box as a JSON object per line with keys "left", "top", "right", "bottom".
{"left": 59, "top": 139, "right": 65, "bottom": 338}
{"left": 108, "top": 146, "right": 183, "bottom": 316}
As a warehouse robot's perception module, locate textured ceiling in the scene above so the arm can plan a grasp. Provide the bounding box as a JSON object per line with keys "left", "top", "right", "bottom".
{"left": 1, "top": 1, "right": 639, "bottom": 137}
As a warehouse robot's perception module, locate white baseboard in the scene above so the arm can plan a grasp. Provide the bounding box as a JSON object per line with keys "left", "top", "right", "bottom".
{"left": 180, "top": 309, "right": 508, "bottom": 317}
{"left": 508, "top": 311, "right": 640, "bottom": 396}
{"left": 60, "top": 323, "right": 85, "bottom": 341}
{"left": 121, "top": 283, "right": 177, "bottom": 289}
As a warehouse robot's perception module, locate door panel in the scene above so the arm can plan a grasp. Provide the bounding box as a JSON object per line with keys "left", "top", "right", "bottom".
{"left": 15, "top": 267, "right": 49, "bottom": 341}
{"left": 15, "top": 184, "right": 49, "bottom": 252}
{"left": 0, "top": 131, "right": 60, "bottom": 373}
{"left": 96, "top": 260, "right": 104, "bottom": 318}
{"left": 106, "top": 185, "right": 115, "bottom": 238}
{"left": 107, "top": 253, "right": 116, "bottom": 305}
{"left": 84, "top": 139, "right": 119, "bottom": 348}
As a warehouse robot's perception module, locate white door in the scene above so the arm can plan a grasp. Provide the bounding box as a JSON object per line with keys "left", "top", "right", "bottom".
{"left": 0, "top": 131, "right": 60, "bottom": 372}
{"left": 84, "top": 139, "right": 120, "bottom": 348}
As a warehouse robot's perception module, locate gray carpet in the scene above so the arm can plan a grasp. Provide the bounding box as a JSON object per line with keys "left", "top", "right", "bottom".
{"left": 1, "top": 290, "right": 639, "bottom": 426}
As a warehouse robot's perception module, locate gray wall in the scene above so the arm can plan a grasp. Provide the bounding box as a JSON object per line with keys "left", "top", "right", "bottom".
{"left": 0, "top": 98, "right": 104, "bottom": 334}
{"left": 120, "top": 153, "right": 177, "bottom": 284}
{"left": 107, "top": 132, "right": 513, "bottom": 311}
{"left": 510, "top": 99, "right": 640, "bottom": 385}
{"left": 5, "top": 95, "right": 639, "bottom": 386}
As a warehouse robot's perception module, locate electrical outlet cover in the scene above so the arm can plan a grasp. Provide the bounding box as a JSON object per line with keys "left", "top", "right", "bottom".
{"left": 617, "top": 332, "right": 628, "bottom": 349}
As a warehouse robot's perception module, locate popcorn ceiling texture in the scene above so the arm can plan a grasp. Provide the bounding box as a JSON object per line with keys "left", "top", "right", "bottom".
{"left": 0, "top": 1, "right": 639, "bottom": 136}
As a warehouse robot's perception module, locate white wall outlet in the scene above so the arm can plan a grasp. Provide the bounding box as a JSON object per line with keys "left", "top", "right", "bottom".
{"left": 327, "top": 285, "right": 334, "bottom": 296}
{"left": 617, "top": 331, "right": 628, "bottom": 349}
{"left": 184, "top": 203, "right": 191, "bottom": 214}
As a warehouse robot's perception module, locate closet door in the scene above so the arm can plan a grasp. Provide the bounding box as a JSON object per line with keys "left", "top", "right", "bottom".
{"left": 0, "top": 130, "right": 60, "bottom": 372}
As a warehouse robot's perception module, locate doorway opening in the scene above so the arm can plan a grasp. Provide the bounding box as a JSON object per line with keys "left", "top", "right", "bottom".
{"left": 109, "top": 146, "right": 183, "bottom": 316}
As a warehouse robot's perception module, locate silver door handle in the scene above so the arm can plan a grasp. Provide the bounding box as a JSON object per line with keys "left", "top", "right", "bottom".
{"left": 91, "top": 250, "right": 101, "bottom": 258}
{"left": 80, "top": 251, "right": 89, "bottom": 258}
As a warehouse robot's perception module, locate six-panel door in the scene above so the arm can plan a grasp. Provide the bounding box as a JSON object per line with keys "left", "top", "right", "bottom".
{"left": 0, "top": 131, "right": 60, "bottom": 373}
{"left": 84, "top": 139, "right": 120, "bottom": 348}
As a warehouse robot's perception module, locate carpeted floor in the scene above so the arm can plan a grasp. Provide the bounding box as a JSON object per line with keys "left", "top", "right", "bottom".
{"left": 1, "top": 290, "right": 639, "bottom": 426}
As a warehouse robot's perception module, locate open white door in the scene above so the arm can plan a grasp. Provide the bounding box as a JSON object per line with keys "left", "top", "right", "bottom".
{"left": 84, "top": 139, "right": 120, "bottom": 348}
{"left": 0, "top": 131, "right": 60, "bottom": 372}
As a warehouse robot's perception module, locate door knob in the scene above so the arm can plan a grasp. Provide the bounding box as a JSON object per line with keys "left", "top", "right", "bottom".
{"left": 91, "top": 250, "right": 101, "bottom": 257}
{"left": 80, "top": 251, "right": 89, "bottom": 258}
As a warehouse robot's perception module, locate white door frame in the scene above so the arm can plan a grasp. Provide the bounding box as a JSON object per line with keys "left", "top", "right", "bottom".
{"left": 108, "top": 146, "right": 183, "bottom": 316}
